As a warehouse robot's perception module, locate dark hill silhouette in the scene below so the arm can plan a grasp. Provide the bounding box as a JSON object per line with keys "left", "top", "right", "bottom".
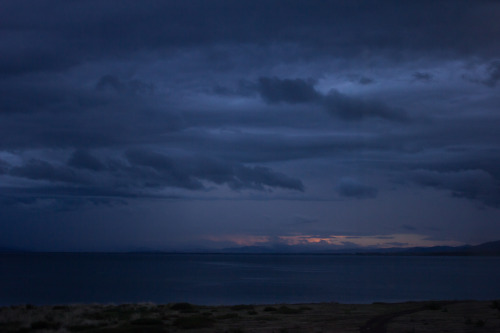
{"left": 467, "top": 240, "right": 500, "bottom": 255}
{"left": 2, "top": 240, "right": 500, "bottom": 255}
{"left": 219, "top": 240, "right": 500, "bottom": 256}
{"left": 357, "top": 240, "right": 500, "bottom": 256}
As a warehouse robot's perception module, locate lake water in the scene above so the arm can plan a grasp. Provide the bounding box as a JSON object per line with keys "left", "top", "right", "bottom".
{"left": 1, "top": 253, "right": 499, "bottom": 306}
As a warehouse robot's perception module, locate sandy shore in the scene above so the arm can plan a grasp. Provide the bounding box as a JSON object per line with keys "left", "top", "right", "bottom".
{"left": 1, "top": 300, "right": 500, "bottom": 332}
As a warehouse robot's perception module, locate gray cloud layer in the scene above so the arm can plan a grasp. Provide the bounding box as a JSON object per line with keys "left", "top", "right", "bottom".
{"left": 336, "top": 178, "right": 378, "bottom": 199}
{"left": 1, "top": 0, "right": 499, "bottom": 76}
{"left": 256, "top": 77, "right": 408, "bottom": 121}
{"left": 1, "top": 1, "right": 500, "bottom": 249}
{"left": 412, "top": 169, "right": 500, "bottom": 207}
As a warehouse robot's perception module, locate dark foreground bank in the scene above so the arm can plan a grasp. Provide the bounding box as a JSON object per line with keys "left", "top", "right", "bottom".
{"left": 1, "top": 300, "right": 500, "bottom": 332}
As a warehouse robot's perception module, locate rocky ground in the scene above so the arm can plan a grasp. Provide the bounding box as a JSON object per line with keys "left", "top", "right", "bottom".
{"left": 1, "top": 300, "right": 500, "bottom": 332}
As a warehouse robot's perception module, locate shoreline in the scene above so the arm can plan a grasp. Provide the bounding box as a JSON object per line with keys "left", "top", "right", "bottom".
{"left": 2, "top": 300, "right": 500, "bottom": 332}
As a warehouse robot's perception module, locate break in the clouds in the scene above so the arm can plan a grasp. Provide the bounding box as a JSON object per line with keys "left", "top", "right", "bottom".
{"left": 1, "top": 0, "right": 500, "bottom": 251}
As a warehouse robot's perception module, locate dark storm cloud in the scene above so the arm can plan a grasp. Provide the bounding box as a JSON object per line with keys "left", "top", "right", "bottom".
{"left": 212, "top": 80, "right": 257, "bottom": 97}
{"left": 158, "top": 128, "right": 372, "bottom": 164}
{"left": 0, "top": 74, "right": 152, "bottom": 116}
{"left": 0, "top": 30, "right": 77, "bottom": 75}
{"left": 10, "top": 159, "right": 83, "bottom": 184}
{"left": 2, "top": 147, "right": 305, "bottom": 207}
{"left": 0, "top": 79, "right": 105, "bottom": 114}
{"left": 0, "top": 159, "right": 9, "bottom": 174}
{"left": 125, "top": 149, "right": 304, "bottom": 192}
{"left": 255, "top": 77, "right": 408, "bottom": 121}
{"left": 0, "top": 193, "right": 127, "bottom": 212}
{"left": 412, "top": 169, "right": 500, "bottom": 207}
{"left": 323, "top": 90, "right": 409, "bottom": 122}
{"left": 482, "top": 60, "right": 500, "bottom": 87}
{"left": 462, "top": 60, "right": 500, "bottom": 87}
{"left": 1, "top": 1, "right": 499, "bottom": 76}
{"left": 0, "top": 77, "right": 182, "bottom": 150}
{"left": 96, "top": 75, "right": 155, "bottom": 95}
{"left": 402, "top": 225, "right": 418, "bottom": 231}
{"left": 359, "top": 77, "right": 374, "bottom": 85}
{"left": 1, "top": 185, "right": 143, "bottom": 203}
{"left": 231, "top": 165, "right": 304, "bottom": 192}
{"left": 68, "top": 150, "right": 106, "bottom": 171}
{"left": 1, "top": 150, "right": 296, "bottom": 211}
{"left": 1, "top": 0, "right": 500, "bottom": 250}
{"left": 0, "top": 185, "right": 131, "bottom": 212}
{"left": 124, "top": 150, "right": 205, "bottom": 190}
{"left": 412, "top": 72, "right": 433, "bottom": 82}
{"left": 257, "top": 77, "right": 320, "bottom": 104}
{"left": 6, "top": 160, "right": 133, "bottom": 208}
{"left": 336, "top": 178, "right": 378, "bottom": 199}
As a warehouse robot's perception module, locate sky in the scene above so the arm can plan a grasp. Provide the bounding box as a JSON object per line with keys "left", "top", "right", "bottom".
{"left": 1, "top": 0, "right": 500, "bottom": 251}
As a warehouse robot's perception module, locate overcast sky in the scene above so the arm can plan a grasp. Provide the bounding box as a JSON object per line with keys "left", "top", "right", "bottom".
{"left": 1, "top": 0, "right": 500, "bottom": 251}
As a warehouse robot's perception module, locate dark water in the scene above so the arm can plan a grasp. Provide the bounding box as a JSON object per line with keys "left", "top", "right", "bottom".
{"left": 1, "top": 253, "right": 499, "bottom": 305}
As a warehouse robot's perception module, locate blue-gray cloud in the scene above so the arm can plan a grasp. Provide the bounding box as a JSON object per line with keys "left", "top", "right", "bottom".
{"left": 359, "top": 77, "right": 374, "bottom": 85}
{"left": 3, "top": 148, "right": 304, "bottom": 209}
{"left": 1, "top": 1, "right": 500, "bottom": 250}
{"left": 402, "top": 225, "right": 417, "bottom": 231}
{"left": 68, "top": 150, "right": 106, "bottom": 171}
{"left": 482, "top": 60, "right": 500, "bottom": 87}
{"left": 412, "top": 72, "right": 433, "bottom": 82}
{"left": 1, "top": 1, "right": 499, "bottom": 76}
{"left": 125, "top": 149, "right": 304, "bottom": 192}
{"left": 323, "top": 90, "right": 408, "bottom": 122}
{"left": 257, "top": 77, "right": 320, "bottom": 104}
{"left": 255, "top": 77, "right": 408, "bottom": 121}
{"left": 10, "top": 159, "right": 83, "bottom": 184}
{"left": 96, "top": 75, "right": 155, "bottom": 95}
{"left": 336, "top": 178, "right": 378, "bottom": 199}
{"left": 0, "top": 159, "right": 8, "bottom": 174}
{"left": 412, "top": 169, "right": 500, "bottom": 207}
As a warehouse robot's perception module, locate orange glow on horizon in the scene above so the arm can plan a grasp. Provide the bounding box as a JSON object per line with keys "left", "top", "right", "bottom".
{"left": 278, "top": 235, "right": 349, "bottom": 245}
{"left": 202, "top": 233, "right": 464, "bottom": 249}
{"left": 203, "top": 234, "right": 270, "bottom": 246}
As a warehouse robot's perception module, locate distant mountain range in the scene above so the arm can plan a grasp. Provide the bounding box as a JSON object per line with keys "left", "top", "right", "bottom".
{"left": 2, "top": 240, "right": 500, "bottom": 255}
{"left": 217, "top": 240, "right": 500, "bottom": 256}
{"left": 360, "top": 240, "right": 500, "bottom": 256}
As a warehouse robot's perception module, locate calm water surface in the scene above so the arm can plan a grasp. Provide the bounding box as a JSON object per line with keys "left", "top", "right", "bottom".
{"left": 1, "top": 253, "right": 499, "bottom": 305}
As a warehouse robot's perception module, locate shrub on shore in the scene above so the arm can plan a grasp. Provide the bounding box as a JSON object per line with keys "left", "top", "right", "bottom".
{"left": 263, "top": 306, "right": 277, "bottom": 312}
{"left": 130, "top": 318, "right": 163, "bottom": 326}
{"left": 30, "top": 320, "right": 61, "bottom": 330}
{"left": 230, "top": 304, "right": 254, "bottom": 311}
{"left": 173, "top": 315, "right": 214, "bottom": 329}
{"left": 277, "top": 306, "right": 302, "bottom": 314}
{"left": 170, "top": 302, "right": 197, "bottom": 313}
